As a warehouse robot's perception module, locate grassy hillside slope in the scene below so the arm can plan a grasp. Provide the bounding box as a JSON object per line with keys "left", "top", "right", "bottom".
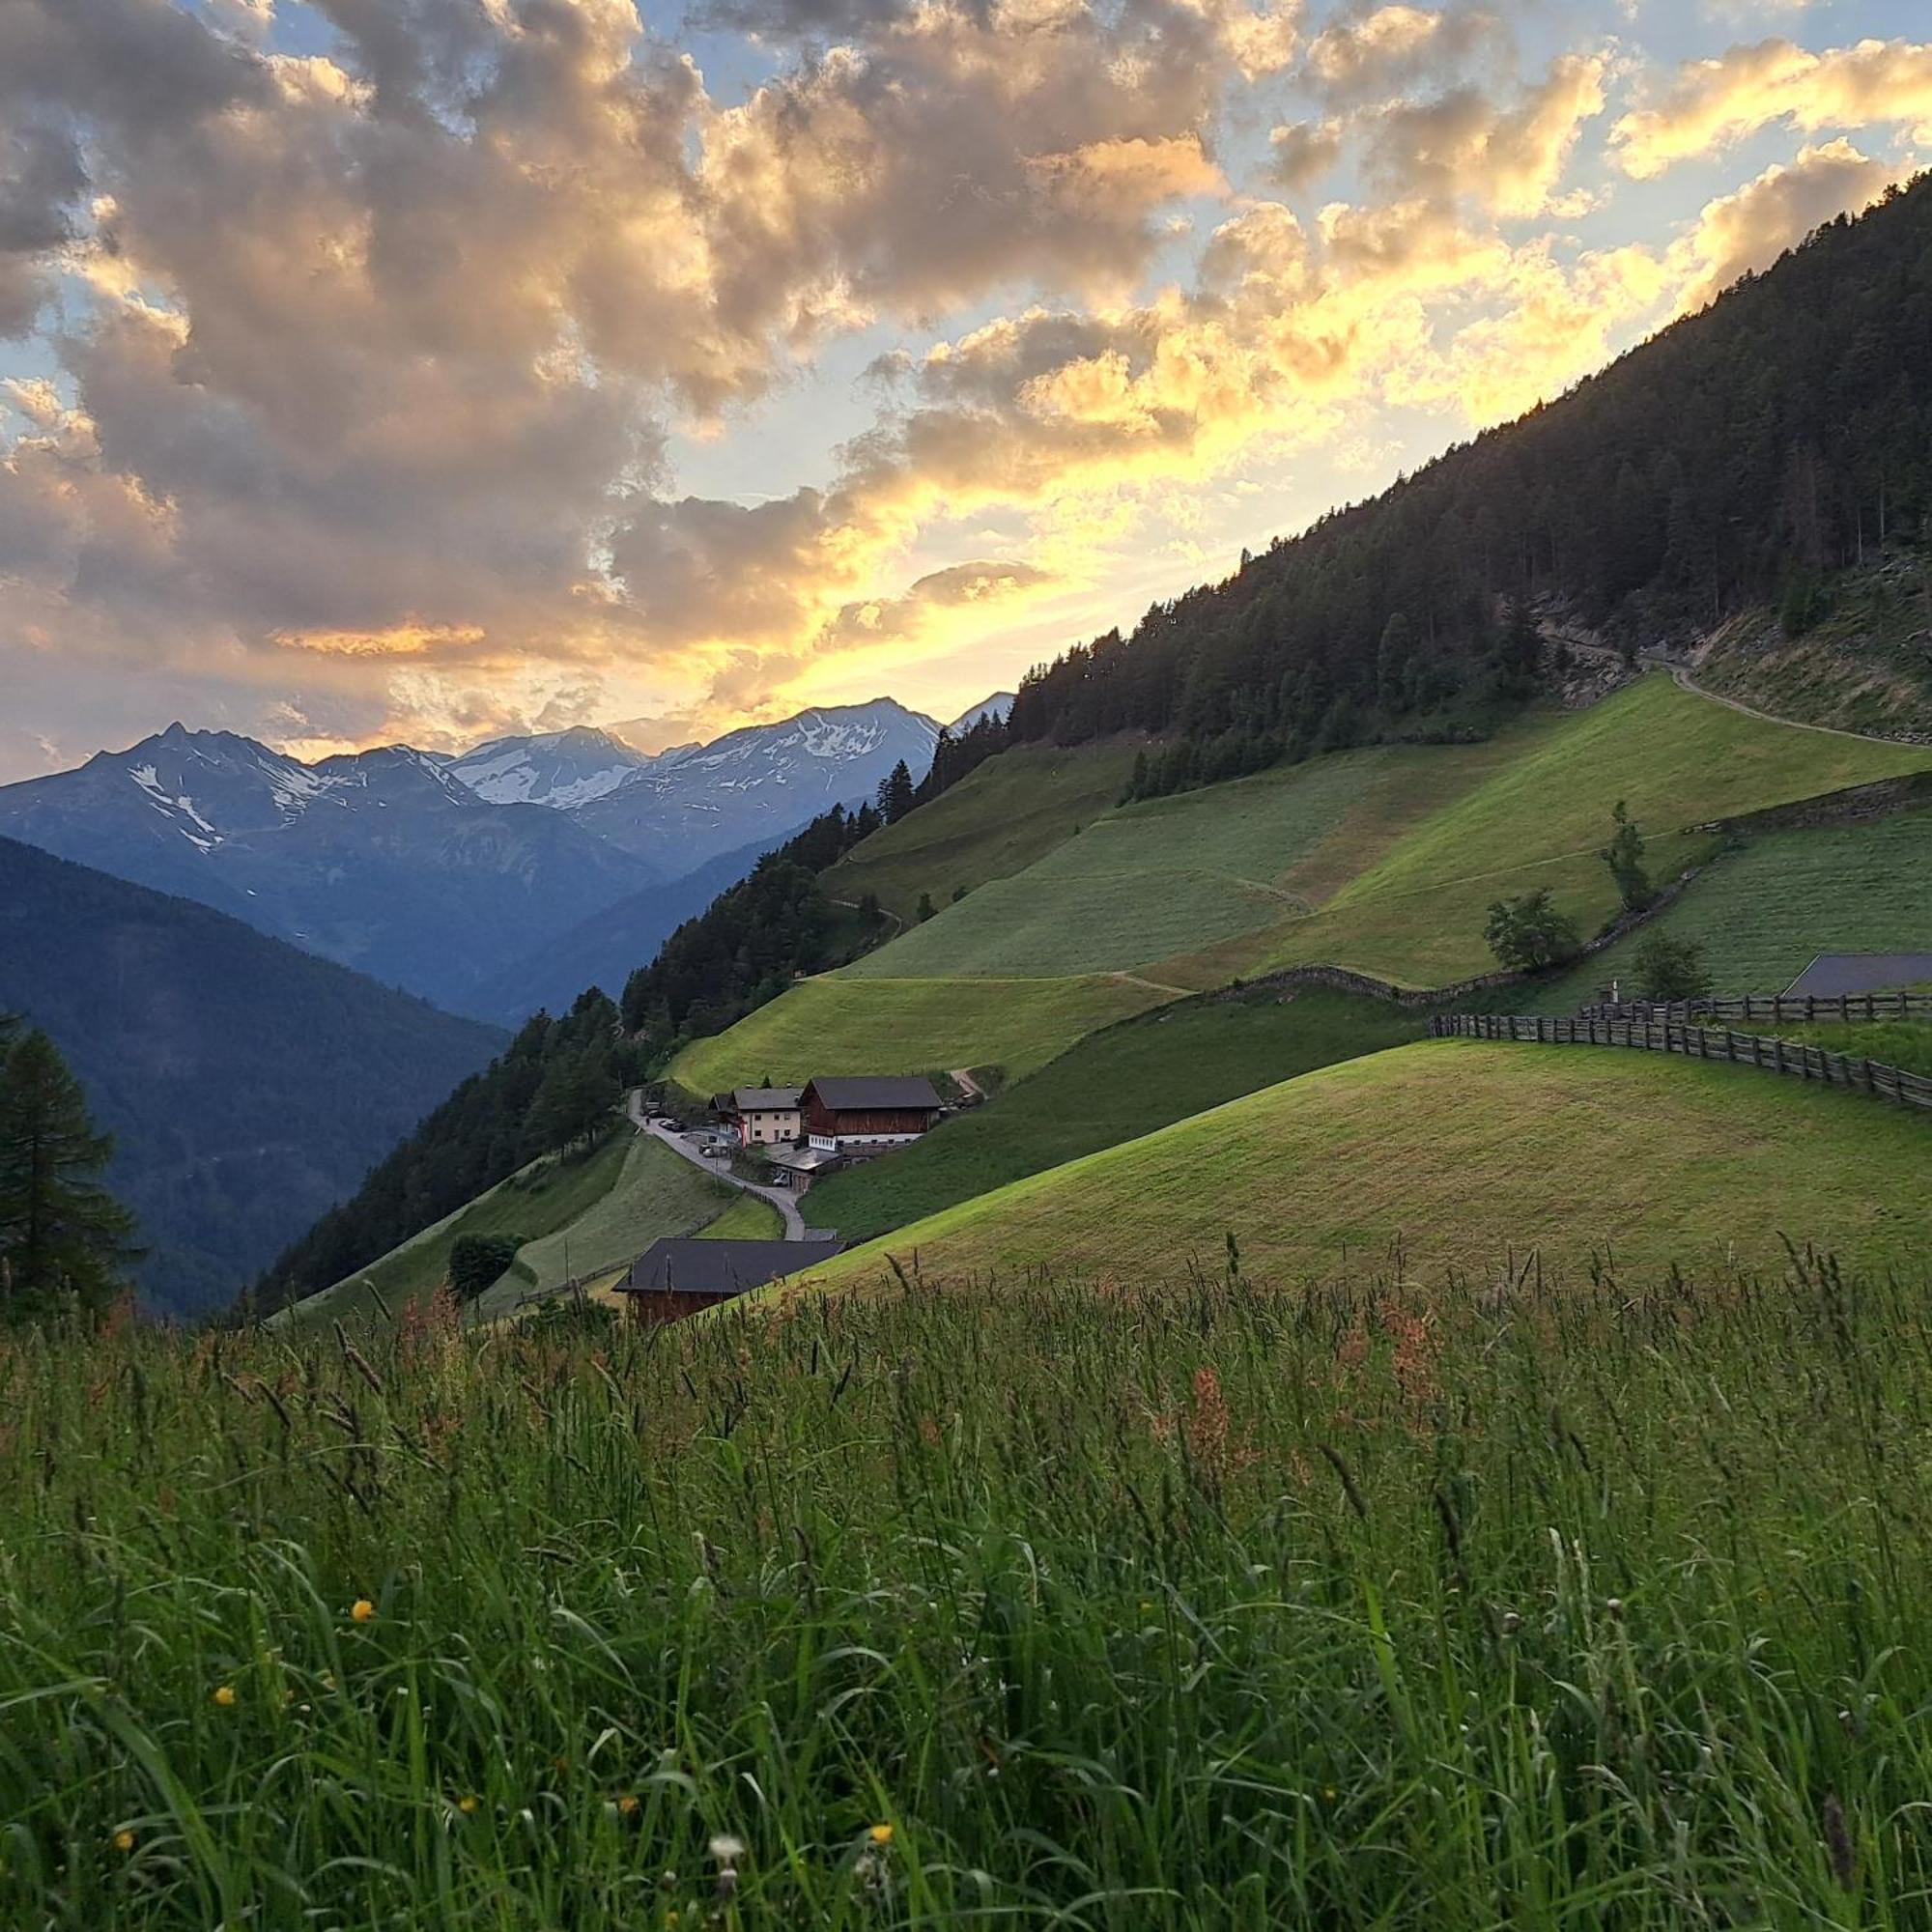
{"left": 670, "top": 972, "right": 1169, "bottom": 1092}
{"left": 824, "top": 744, "right": 1138, "bottom": 922}
{"left": 288, "top": 1129, "right": 732, "bottom": 1324}
{"left": 845, "top": 676, "right": 1927, "bottom": 993}
{"left": 672, "top": 676, "right": 1927, "bottom": 1094}
{"left": 1201, "top": 674, "right": 1930, "bottom": 988}
{"left": 792, "top": 1039, "right": 1932, "bottom": 1295}
{"left": 1516, "top": 804, "right": 1932, "bottom": 1010}
{"left": 804, "top": 986, "right": 1429, "bottom": 1243}
{"left": 838, "top": 739, "right": 1473, "bottom": 980}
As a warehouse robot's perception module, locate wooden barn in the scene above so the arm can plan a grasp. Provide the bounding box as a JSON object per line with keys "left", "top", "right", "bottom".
{"left": 617, "top": 1236, "right": 845, "bottom": 1324}
{"left": 799, "top": 1075, "right": 944, "bottom": 1155}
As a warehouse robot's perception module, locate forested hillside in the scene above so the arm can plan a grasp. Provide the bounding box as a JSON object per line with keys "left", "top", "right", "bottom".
{"left": 0, "top": 838, "right": 500, "bottom": 1317}
{"left": 1009, "top": 175, "right": 1932, "bottom": 757}
{"left": 251, "top": 989, "right": 642, "bottom": 1313}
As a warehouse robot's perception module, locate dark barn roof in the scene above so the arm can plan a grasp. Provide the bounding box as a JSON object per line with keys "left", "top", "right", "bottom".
{"left": 803, "top": 1075, "right": 943, "bottom": 1112}
{"left": 619, "top": 1236, "right": 845, "bottom": 1298}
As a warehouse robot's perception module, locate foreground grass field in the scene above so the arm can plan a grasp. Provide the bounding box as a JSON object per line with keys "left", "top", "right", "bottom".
{"left": 13, "top": 1248, "right": 1932, "bottom": 1925}
{"left": 670, "top": 972, "right": 1172, "bottom": 1093}
{"left": 797, "top": 1039, "right": 1932, "bottom": 1295}
{"left": 1517, "top": 805, "right": 1932, "bottom": 1011}
{"left": 806, "top": 987, "right": 1429, "bottom": 1244}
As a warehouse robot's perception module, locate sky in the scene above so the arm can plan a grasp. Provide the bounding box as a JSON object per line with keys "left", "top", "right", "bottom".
{"left": 1, "top": 0, "right": 1928, "bottom": 778}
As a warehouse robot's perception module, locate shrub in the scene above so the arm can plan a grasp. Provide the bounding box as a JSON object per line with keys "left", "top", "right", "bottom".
{"left": 1633, "top": 930, "right": 1714, "bottom": 1003}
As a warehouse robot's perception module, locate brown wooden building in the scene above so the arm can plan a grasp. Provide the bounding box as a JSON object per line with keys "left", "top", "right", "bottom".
{"left": 617, "top": 1236, "right": 845, "bottom": 1324}
{"left": 799, "top": 1075, "right": 944, "bottom": 1155}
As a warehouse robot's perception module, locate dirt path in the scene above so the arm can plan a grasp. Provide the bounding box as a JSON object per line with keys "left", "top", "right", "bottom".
{"left": 948, "top": 1066, "right": 984, "bottom": 1101}
{"left": 1562, "top": 642, "right": 1912, "bottom": 749}
{"left": 626, "top": 1089, "right": 808, "bottom": 1240}
{"left": 1111, "top": 970, "right": 1194, "bottom": 997}
{"left": 829, "top": 895, "right": 904, "bottom": 936}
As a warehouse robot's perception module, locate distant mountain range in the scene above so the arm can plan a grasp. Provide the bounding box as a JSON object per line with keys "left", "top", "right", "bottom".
{"left": 0, "top": 694, "right": 1009, "bottom": 1020}
{"left": 0, "top": 835, "right": 502, "bottom": 1317}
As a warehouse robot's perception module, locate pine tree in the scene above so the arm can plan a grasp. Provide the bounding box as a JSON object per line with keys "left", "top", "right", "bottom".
{"left": 883, "top": 760, "right": 917, "bottom": 823}
{"left": 0, "top": 1028, "right": 139, "bottom": 1320}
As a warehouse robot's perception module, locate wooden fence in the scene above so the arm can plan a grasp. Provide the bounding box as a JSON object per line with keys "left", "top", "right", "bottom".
{"left": 1431, "top": 1010, "right": 1932, "bottom": 1115}
{"left": 1577, "top": 991, "right": 1932, "bottom": 1027}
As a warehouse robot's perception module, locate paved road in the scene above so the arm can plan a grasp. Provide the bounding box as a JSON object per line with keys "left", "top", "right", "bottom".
{"left": 627, "top": 1090, "right": 809, "bottom": 1240}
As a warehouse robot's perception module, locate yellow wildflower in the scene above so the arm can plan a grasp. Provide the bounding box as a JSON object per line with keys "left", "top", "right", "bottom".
{"left": 351, "top": 1599, "right": 376, "bottom": 1624}
{"left": 458, "top": 1796, "right": 480, "bottom": 1816}
{"left": 113, "top": 1831, "right": 135, "bottom": 1853}
{"left": 618, "top": 1793, "right": 640, "bottom": 1818}
{"left": 212, "top": 1686, "right": 237, "bottom": 1708}
{"left": 868, "top": 1823, "right": 894, "bottom": 1847}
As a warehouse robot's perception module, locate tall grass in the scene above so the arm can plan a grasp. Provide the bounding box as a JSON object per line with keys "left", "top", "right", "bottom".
{"left": 6, "top": 1248, "right": 1932, "bottom": 1927}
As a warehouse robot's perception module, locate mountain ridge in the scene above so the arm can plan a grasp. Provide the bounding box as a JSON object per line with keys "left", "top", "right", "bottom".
{"left": 0, "top": 834, "right": 502, "bottom": 1317}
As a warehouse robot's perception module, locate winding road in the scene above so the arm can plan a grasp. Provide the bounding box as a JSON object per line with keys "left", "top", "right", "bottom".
{"left": 626, "top": 1089, "right": 810, "bottom": 1240}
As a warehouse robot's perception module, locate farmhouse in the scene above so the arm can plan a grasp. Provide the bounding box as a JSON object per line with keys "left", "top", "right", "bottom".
{"left": 617, "top": 1236, "right": 845, "bottom": 1324}
{"left": 713, "top": 1086, "right": 803, "bottom": 1147}
{"left": 800, "top": 1075, "right": 944, "bottom": 1155}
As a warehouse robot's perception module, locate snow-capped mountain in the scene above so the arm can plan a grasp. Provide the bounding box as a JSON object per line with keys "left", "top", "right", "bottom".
{"left": 444, "top": 725, "right": 649, "bottom": 810}
{"left": 568, "top": 697, "right": 942, "bottom": 872}
{"left": 0, "top": 724, "right": 654, "bottom": 1017}
{"left": 945, "top": 692, "right": 1015, "bottom": 734}
{"left": 0, "top": 694, "right": 984, "bottom": 1017}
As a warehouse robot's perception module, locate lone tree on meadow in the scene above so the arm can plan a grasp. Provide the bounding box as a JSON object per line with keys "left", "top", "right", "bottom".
{"left": 1484, "top": 890, "right": 1582, "bottom": 972}
{"left": 1600, "top": 799, "right": 1652, "bottom": 912}
{"left": 0, "top": 1023, "right": 139, "bottom": 1321}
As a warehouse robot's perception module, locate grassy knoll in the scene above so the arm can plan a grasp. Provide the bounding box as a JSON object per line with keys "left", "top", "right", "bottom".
{"left": 480, "top": 1134, "right": 735, "bottom": 1316}
{"left": 798, "top": 1039, "right": 1932, "bottom": 1296}
{"left": 670, "top": 972, "right": 1172, "bottom": 1093}
{"left": 696, "top": 1190, "right": 785, "bottom": 1238}
{"left": 824, "top": 742, "right": 1139, "bottom": 923}
{"left": 15, "top": 1249, "right": 1932, "bottom": 1924}
{"left": 1515, "top": 806, "right": 1932, "bottom": 1012}
{"left": 806, "top": 986, "right": 1429, "bottom": 1244}
{"left": 291, "top": 1130, "right": 732, "bottom": 1325}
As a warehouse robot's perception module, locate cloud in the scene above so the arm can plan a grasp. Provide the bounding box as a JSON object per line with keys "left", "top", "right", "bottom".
{"left": 1304, "top": 4, "right": 1498, "bottom": 103}
{"left": 1613, "top": 37, "right": 1932, "bottom": 179}
{"left": 1267, "top": 121, "right": 1345, "bottom": 191}
{"left": 0, "top": 0, "right": 1921, "bottom": 774}
{"left": 1358, "top": 50, "right": 1609, "bottom": 218}
{"left": 1670, "top": 137, "right": 1896, "bottom": 310}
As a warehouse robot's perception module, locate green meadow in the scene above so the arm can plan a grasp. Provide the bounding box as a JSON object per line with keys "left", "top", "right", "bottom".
{"left": 824, "top": 743, "right": 1141, "bottom": 923}
{"left": 799, "top": 1039, "right": 1932, "bottom": 1295}
{"left": 670, "top": 972, "right": 1172, "bottom": 1094}
{"left": 806, "top": 986, "right": 1429, "bottom": 1244}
